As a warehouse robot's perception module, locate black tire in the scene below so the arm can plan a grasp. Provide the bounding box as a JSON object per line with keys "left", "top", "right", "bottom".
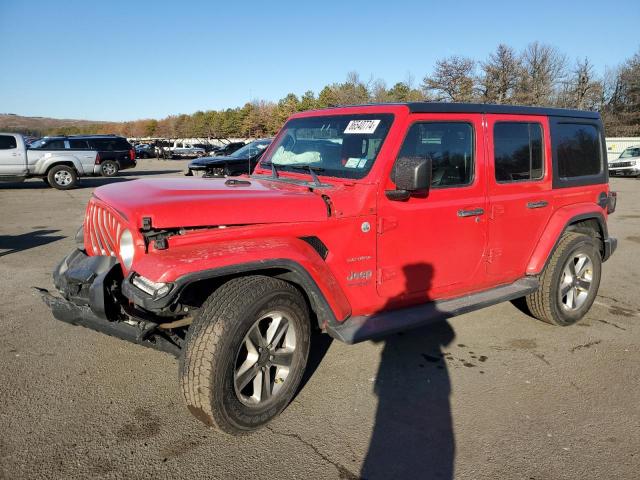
{"left": 100, "top": 160, "right": 119, "bottom": 177}
{"left": 47, "top": 165, "right": 77, "bottom": 190}
{"left": 525, "top": 232, "right": 601, "bottom": 326}
{"left": 180, "top": 275, "right": 311, "bottom": 434}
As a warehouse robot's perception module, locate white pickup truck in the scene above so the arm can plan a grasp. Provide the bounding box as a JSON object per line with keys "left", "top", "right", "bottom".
{"left": 0, "top": 133, "right": 100, "bottom": 189}
{"left": 168, "top": 141, "right": 206, "bottom": 159}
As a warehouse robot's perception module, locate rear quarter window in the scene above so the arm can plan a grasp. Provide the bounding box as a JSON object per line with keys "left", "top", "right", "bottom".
{"left": 555, "top": 124, "right": 601, "bottom": 177}
{"left": 550, "top": 117, "right": 607, "bottom": 188}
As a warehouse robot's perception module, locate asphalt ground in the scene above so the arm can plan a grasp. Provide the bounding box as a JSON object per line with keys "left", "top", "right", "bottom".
{"left": 1, "top": 160, "right": 638, "bottom": 479}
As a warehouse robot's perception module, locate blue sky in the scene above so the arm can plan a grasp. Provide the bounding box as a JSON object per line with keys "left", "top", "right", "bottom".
{"left": 0, "top": 0, "right": 638, "bottom": 121}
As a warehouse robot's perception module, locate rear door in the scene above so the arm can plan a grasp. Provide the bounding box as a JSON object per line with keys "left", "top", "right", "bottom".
{"left": 69, "top": 139, "right": 96, "bottom": 173}
{"left": 485, "top": 114, "right": 554, "bottom": 282}
{"left": 0, "top": 134, "right": 24, "bottom": 174}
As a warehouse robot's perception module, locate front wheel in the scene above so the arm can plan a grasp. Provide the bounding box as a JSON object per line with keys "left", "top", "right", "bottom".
{"left": 180, "top": 276, "right": 310, "bottom": 434}
{"left": 526, "top": 232, "right": 601, "bottom": 326}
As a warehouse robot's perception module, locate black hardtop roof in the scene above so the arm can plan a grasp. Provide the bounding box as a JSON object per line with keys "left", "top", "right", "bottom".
{"left": 407, "top": 102, "right": 600, "bottom": 119}
{"left": 43, "top": 134, "right": 125, "bottom": 139}
{"left": 318, "top": 102, "right": 601, "bottom": 119}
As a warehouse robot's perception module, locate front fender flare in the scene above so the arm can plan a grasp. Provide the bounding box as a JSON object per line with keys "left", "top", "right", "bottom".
{"left": 125, "top": 237, "right": 352, "bottom": 327}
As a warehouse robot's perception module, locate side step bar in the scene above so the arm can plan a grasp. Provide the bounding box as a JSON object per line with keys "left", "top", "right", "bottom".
{"left": 327, "top": 277, "right": 539, "bottom": 344}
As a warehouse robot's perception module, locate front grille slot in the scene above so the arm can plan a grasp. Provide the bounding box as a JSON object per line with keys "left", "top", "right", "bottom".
{"left": 85, "top": 200, "right": 123, "bottom": 257}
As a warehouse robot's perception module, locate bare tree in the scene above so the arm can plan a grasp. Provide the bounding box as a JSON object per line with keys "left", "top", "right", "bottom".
{"left": 558, "top": 58, "right": 603, "bottom": 110}
{"left": 515, "top": 42, "right": 567, "bottom": 105}
{"left": 602, "top": 50, "right": 640, "bottom": 135}
{"left": 422, "top": 56, "right": 476, "bottom": 102}
{"left": 479, "top": 44, "right": 521, "bottom": 104}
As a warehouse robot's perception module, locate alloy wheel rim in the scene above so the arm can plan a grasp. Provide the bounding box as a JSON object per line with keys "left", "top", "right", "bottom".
{"left": 103, "top": 163, "right": 116, "bottom": 175}
{"left": 54, "top": 170, "right": 72, "bottom": 186}
{"left": 233, "top": 311, "right": 296, "bottom": 406}
{"left": 559, "top": 253, "right": 593, "bottom": 311}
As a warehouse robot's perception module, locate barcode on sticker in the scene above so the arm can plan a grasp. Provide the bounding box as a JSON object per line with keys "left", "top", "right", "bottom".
{"left": 344, "top": 119, "right": 380, "bottom": 134}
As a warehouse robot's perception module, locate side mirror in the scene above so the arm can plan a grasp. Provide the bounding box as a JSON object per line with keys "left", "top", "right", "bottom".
{"left": 387, "top": 156, "right": 431, "bottom": 201}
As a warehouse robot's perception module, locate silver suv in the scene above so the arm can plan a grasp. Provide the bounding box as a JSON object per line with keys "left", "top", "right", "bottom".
{"left": 609, "top": 145, "right": 640, "bottom": 177}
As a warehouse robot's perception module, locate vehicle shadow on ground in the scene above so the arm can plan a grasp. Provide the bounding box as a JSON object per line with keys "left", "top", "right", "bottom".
{"left": 0, "top": 229, "right": 66, "bottom": 257}
{"left": 0, "top": 170, "right": 183, "bottom": 190}
{"left": 361, "top": 263, "right": 455, "bottom": 480}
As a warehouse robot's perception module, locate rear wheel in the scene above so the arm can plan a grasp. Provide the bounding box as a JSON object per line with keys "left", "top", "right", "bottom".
{"left": 180, "top": 275, "right": 310, "bottom": 434}
{"left": 100, "top": 160, "right": 119, "bottom": 177}
{"left": 47, "top": 165, "right": 77, "bottom": 190}
{"left": 526, "top": 232, "right": 601, "bottom": 326}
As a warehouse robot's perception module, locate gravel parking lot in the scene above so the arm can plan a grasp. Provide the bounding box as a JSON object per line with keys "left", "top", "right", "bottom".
{"left": 1, "top": 160, "right": 638, "bottom": 480}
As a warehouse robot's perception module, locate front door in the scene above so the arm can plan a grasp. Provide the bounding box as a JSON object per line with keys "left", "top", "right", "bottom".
{"left": 377, "top": 114, "right": 488, "bottom": 303}
{"left": 0, "top": 134, "right": 24, "bottom": 175}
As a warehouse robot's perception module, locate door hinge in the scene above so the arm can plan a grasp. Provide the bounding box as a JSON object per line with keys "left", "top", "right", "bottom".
{"left": 490, "top": 205, "right": 505, "bottom": 220}
{"left": 484, "top": 248, "right": 502, "bottom": 264}
{"left": 377, "top": 217, "right": 398, "bottom": 234}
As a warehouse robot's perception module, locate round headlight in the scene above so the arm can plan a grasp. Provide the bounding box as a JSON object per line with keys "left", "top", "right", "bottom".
{"left": 119, "top": 229, "right": 135, "bottom": 269}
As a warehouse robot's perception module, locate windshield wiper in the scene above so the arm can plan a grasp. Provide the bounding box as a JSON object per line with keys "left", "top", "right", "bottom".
{"left": 291, "top": 165, "right": 324, "bottom": 187}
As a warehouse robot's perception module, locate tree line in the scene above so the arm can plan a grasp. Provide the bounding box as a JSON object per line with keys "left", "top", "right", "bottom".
{"left": 43, "top": 42, "right": 640, "bottom": 138}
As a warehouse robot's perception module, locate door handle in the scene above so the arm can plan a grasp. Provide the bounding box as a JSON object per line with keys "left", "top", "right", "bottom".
{"left": 458, "top": 208, "right": 485, "bottom": 217}
{"left": 527, "top": 201, "right": 548, "bottom": 209}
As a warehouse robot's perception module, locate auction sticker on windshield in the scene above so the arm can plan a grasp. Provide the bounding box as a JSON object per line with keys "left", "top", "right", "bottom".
{"left": 344, "top": 119, "right": 380, "bottom": 134}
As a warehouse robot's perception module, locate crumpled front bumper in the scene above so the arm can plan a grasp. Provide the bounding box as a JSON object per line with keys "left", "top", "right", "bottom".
{"left": 38, "top": 248, "right": 180, "bottom": 356}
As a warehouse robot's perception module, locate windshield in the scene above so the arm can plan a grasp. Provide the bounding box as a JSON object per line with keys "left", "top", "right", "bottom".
{"left": 619, "top": 147, "right": 640, "bottom": 159}
{"left": 230, "top": 140, "right": 271, "bottom": 158}
{"left": 260, "top": 114, "right": 394, "bottom": 179}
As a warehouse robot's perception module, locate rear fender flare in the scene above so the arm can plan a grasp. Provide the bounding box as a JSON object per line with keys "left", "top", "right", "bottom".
{"left": 526, "top": 204, "right": 606, "bottom": 275}
{"left": 38, "top": 156, "right": 84, "bottom": 176}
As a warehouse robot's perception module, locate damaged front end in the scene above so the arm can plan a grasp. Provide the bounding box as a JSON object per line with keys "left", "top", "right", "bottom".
{"left": 38, "top": 246, "right": 184, "bottom": 357}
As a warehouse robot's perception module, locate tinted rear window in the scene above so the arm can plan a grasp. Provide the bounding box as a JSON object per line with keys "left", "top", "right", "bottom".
{"left": 46, "top": 140, "right": 66, "bottom": 150}
{"left": 88, "top": 138, "right": 131, "bottom": 151}
{"left": 555, "top": 124, "right": 601, "bottom": 177}
{"left": 69, "top": 139, "right": 90, "bottom": 149}
{"left": 494, "top": 122, "right": 544, "bottom": 182}
{"left": 0, "top": 135, "right": 17, "bottom": 149}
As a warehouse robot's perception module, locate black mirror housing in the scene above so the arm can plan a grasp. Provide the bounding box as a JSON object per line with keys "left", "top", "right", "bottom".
{"left": 388, "top": 156, "right": 431, "bottom": 200}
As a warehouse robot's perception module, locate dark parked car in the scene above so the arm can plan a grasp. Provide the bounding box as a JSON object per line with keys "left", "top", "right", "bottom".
{"left": 212, "top": 141, "right": 246, "bottom": 157}
{"left": 186, "top": 138, "right": 272, "bottom": 177}
{"left": 135, "top": 144, "right": 155, "bottom": 159}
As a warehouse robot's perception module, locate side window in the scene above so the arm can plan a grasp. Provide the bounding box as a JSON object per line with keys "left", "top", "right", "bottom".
{"left": 555, "top": 123, "right": 601, "bottom": 177}
{"left": 46, "top": 140, "right": 67, "bottom": 150}
{"left": 0, "top": 135, "right": 17, "bottom": 149}
{"left": 494, "top": 122, "right": 544, "bottom": 182}
{"left": 90, "top": 139, "right": 115, "bottom": 151}
{"left": 397, "top": 122, "right": 474, "bottom": 187}
{"left": 69, "top": 139, "right": 89, "bottom": 149}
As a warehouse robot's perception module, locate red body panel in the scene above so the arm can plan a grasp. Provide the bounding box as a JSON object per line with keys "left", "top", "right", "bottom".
{"left": 83, "top": 104, "right": 611, "bottom": 324}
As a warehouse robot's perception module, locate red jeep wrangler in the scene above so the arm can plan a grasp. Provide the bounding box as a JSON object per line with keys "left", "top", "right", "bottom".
{"left": 41, "top": 103, "right": 617, "bottom": 433}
